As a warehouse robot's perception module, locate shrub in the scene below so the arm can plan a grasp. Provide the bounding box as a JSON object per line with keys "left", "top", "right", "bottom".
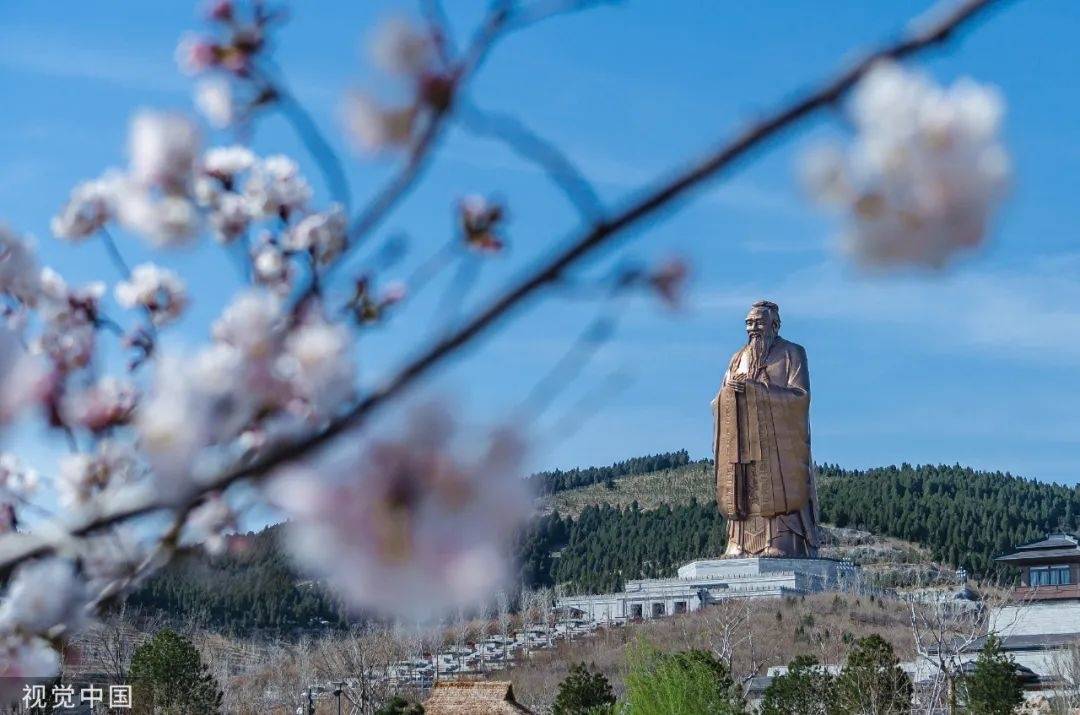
{"left": 833, "top": 634, "right": 911, "bottom": 715}
{"left": 959, "top": 634, "right": 1023, "bottom": 715}
{"left": 129, "top": 629, "right": 223, "bottom": 714}
{"left": 553, "top": 662, "right": 617, "bottom": 715}
{"left": 760, "top": 655, "right": 836, "bottom": 715}
{"left": 622, "top": 644, "right": 744, "bottom": 714}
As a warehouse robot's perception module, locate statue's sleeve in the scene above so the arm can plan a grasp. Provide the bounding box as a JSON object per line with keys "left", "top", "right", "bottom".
{"left": 782, "top": 343, "right": 809, "bottom": 397}
{"left": 746, "top": 343, "right": 811, "bottom": 516}
{"left": 713, "top": 351, "right": 742, "bottom": 518}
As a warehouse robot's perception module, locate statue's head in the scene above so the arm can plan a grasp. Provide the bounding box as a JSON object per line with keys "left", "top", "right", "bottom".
{"left": 745, "top": 300, "right": 780, "bottom": 341}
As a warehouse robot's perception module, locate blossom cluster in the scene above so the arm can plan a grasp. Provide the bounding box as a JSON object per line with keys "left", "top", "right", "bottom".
{"left": 136, "top": 290, "right": 354, "bottom": 489}
{"left": 803, "top": 61, "right": 1011, "bottom": 269}
{"left": 176, "top": 0, "right": 285, "bottom": 128}
{"left": 343, "top": 18, "right": 455, "bottom": 152}
{"left": 270, "top": 406, "right": 530, "bottom": 620}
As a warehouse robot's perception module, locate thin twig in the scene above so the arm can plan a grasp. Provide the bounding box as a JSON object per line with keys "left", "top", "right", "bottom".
{"left": 457, "top": 100, "right": 604, "bottom": 220}
{"left": 274, "top": 90, "right": 353, "bottom": 213}
{"left": 98, "top": 228, "right": 131, "bottom": 280}
{"left": 516, "top": 313, "right": 615, "bottom": 419}
{"left": 327, "top": 0, "right": 609, "bottom": 285}
{"left": 0, "top": 0, "right": 1010, "bottom": 574}
{"left": 420, "top": 0, "right": 457, "bottom": 66}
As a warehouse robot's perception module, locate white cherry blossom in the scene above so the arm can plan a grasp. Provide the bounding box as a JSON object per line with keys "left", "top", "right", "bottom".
{"left": 252, "top": 239, "right": 294, "bottom": 294}
{"left": 57, "top": 441, "right": 142, "bottom": 509}
{"left": 342, "top": 93, "right": 417, "bottom": 152}
{"left": 115, "top": 263, "right": 189, "bottom": 326}
{"left": 0, "top": 635, "right": 60, "bottom": 697}
{"left": 208, "top": 191, "right": 251, "bottom": 243}
{"left": 187, "top": 495, "right": 236, "bottom": 555}
{"left": 202, "top": 145, "right": 256, "bottom": 180}
{"left": 803, "top": 61, "right": 1010, "bottom": 269}
{"left": 285, "top": 204, "right": 347, "bottom": 265}
{"left": 50, "top": 174, "right": 120, "bottom": 241}
{"left": 0, "top": 558, "right": 88, "bottom": 635}
{"left": 270, "top": 407, "right": 530, "bottom": 620}
{"left": 195, "top": 77, "right": 234, "bottom": 128}
{"left": 128, "top": 111, "right": 200, "bottom": 191}
{"left": 0, "top": 226, "right": 41, "bottom": 305}
{"left": 211, "top": 290, "right": 285, "bottom": 358}
{"left": 369, "top": 18, "right": 435, "bottom": 77}
{"left": 116, "top": 192, "right": 200, "bottom": 247}
{"left": 243, "top": 155, "right": 312, "bottom": 220}
{"left": 0, "top": 454, "right": 36, "bottom": 495}
{"left": 61, "top": 376, "right": 138, "bottom": 432}
{"left": 275, "top": 318, "right": 355, "bottom": 418}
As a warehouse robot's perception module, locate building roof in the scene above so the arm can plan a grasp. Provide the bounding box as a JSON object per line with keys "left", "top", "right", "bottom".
{"left": 1015, "top": 534, "right": 1078, "bottom": 550}
{"left": 422, "top": 681, "right": 535, "bottom": 714}
{"left": 996, "top": 533, "right": 1080, "bottom": 563}
{"left": 961, "top": 632, "right": 1080, "bottom": 653}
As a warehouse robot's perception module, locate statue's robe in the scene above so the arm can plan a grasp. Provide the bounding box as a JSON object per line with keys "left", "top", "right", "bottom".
{"left": 711, "top": 336, "right": 818, "bottom": 557}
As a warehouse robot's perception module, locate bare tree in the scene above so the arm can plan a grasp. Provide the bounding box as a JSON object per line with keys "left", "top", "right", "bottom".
{"left": 906, "top": 578, "right": 1027, "bottom": 713}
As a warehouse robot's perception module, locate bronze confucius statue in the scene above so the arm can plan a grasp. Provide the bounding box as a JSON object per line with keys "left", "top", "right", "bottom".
{"left": 712, "top": 300, "right": 819, "bottom": 558}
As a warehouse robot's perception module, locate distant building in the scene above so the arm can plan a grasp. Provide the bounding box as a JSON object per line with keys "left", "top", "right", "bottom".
{"left": 422, "top": 680, "right": 535, "bottom": 714}
{"left": 984, "top": 533, "right": 1080, "bottom": 679}
{"left": 556, "top": 556, "right": 859, "bottom": 623}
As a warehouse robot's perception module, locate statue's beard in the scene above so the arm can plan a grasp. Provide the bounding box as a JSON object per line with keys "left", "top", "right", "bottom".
{"left": 746, "top": 332, "right": 773, "bottom": 376}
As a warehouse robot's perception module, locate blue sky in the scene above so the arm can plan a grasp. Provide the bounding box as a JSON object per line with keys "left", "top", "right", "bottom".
{"left": 2, "top": 0, "right": 1079, "bottom": 487}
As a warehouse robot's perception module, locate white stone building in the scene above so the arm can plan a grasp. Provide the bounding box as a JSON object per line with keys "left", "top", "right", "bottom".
{"left": 556, "top": 556, "right": 860, "bottom": 623}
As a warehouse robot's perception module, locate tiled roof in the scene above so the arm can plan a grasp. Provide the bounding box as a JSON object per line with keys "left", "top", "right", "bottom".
{"left": 961, "top": 632, "right": 1080, "bottom": 653}
{"left": 1016, "top": 534, "right": 1079, "bottom": 550}
{"left": 996, "top": 533, "right": 1080, "bottom": 562}
{"left": 996, "top": 547, "right": 1080, "bottom": 563}
{"left": 423, "top": 681, "right": 535, "bottom": 714}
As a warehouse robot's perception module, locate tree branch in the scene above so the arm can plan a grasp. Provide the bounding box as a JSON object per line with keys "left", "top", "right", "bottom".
{"left": 457, "top": 100, "right": 604, "bottom": 221}
{"left": 0, "top": 0, "right": 1010, "bottom": 574}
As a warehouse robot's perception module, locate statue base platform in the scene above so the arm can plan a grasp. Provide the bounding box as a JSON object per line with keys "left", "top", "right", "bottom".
{"left": 556, "top": 557, "right": 860, "bottom": 624}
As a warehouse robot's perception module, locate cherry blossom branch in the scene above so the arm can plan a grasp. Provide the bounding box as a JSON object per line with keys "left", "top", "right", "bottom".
{"left": 254, "top": 68, "right": 354, "bottom": 213}
{"left": 0, "top": 0, "right": 1009, "bottom": 575}
{"left": 98, "top": 228, "right": 132, "bottom": 280}
{"left": 457, "top": 100, "right": 604, "bottom": 220}
{"left": 329, "top": 0, "right": 609, "bottom": 278}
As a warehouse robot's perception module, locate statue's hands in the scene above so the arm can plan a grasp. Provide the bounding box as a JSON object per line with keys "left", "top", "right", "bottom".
{"left": 727, "top": 374, "right": 747, "bottom": 393}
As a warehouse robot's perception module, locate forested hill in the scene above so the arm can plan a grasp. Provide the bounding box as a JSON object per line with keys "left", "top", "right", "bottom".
{"left": 127, "top": 525, "right": 349, "bottom": 635}
{"left": 527, "top": 450, "right": 692, "bottom": 494}
{"left": 817, "top": 463, "right": 1080, "bottom": 576}
{"left": 527, "top": 459, "right": 1080, "bottom": 592}
{"left": 127, "top": 456, "right": 1080, "bottom": 630}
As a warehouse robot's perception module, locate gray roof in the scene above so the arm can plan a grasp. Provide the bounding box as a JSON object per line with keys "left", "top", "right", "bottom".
{"left": 997, "top": 547, "right": 1080, "bottom": 563}
{"left": 996, "top": 533, "right": 1080, "bottom": 562}
{"left": 962, "top": 632, "right": 1080, "bottom": 653}
{"left": 1017, "top": 533, "right": 1078, "bottom": 550}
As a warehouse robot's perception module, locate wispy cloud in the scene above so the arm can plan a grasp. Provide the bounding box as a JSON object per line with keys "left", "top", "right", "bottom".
{"left": 695, "top": 256, "right": 1080, "bottom": 364}
{"left": 0, "top": 27, "right": 185, "bottom": 93}
{"left": 439, "top": 129, "right": 809, "bottom": 222}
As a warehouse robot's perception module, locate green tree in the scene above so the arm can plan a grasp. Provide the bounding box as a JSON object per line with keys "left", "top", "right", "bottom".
{"left": 833, "top": 634, "right": 911, "bottom": 715}
{"left": 375, "top": 695, "right": 425, "bottom": 715}
{"left": 959, "top": 634, "right": 1023, "bottom": 715}
{"left": 623, "top": 644, "right": 744, "bottom": 714}
{"left": 761, "top": 655, "right": 836, "bottom": 715}
{"left": 552, "top": 662, "right": 617, "bottom": 715}
{"left": 129, "top": 629, "right": 223, "bottom": 714}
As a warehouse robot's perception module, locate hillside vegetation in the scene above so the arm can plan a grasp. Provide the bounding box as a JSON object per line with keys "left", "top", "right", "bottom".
{"left": 129, "top": 453, "right": 1080, "bottom": 630}
{"left": 529, "top": 456, "right": 1080, "bottom": 592}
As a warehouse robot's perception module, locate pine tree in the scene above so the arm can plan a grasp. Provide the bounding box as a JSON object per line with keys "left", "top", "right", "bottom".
{"left": 552, "top": 662, "right": 616, "bottom": 715}
{"left": 959, "top": 634, "right": 1023, "bottom": 715}
{"left": 760, "top": 655, "right": 836, "bottom": 715}
{"left": 833, "top": 634, "right": 911, "bottom": 715}
{"left": 129, "top": 629, "right": 223, "bottom": 714}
